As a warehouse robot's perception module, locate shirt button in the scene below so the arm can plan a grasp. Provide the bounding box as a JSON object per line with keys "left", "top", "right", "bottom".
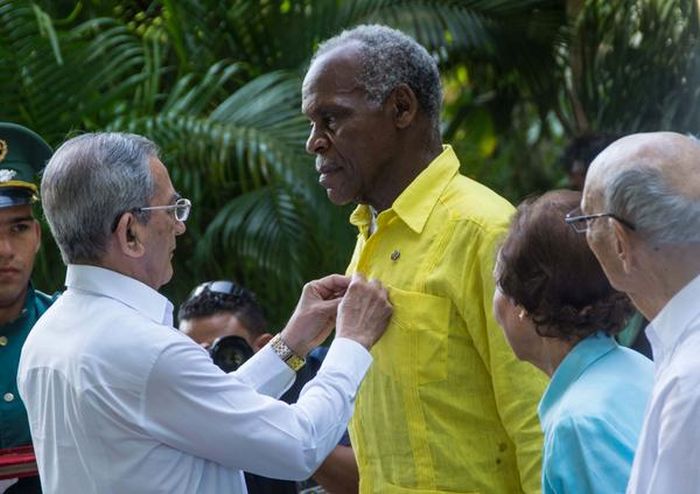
{"left": 0, "top": 336, "right": 7, "bottom": 346}
{"left": 3, "top": 392, "right": 14, "bottom": 402}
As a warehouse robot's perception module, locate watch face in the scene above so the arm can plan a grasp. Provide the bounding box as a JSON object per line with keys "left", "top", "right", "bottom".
{"left": 209, "top": 335, "right": 254, "bottom": 373}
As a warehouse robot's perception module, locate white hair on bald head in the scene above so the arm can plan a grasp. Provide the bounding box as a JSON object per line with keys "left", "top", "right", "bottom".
{"left": 603, "top": 161, "right": 700, "bottom": 246}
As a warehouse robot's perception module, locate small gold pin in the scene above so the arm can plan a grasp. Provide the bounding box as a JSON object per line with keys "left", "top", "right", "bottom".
{"left": 390, "top": 250, "right": 400, "bottom": 261}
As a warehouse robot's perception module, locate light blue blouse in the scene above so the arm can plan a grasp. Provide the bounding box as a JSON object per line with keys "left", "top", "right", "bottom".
{"left": 539, "top": 332, "right": 654, "bottom": 494}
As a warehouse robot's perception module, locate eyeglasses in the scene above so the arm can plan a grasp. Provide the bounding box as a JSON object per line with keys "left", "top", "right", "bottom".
{"left": 565, "top": 208, "right": 636, "bottom": 233}
{"left": 135, "top": 197, "right": 191, "bottom": 222}
{"left": 188, "top": 280, "right": 246, "bottom": 300}
{"left": 111, "top": 197, "right": 191, "bottom": 231}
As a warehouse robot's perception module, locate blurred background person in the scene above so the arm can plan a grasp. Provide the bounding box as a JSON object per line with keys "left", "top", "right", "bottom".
{"left": 179, "top": 280, "right": 358, "bottom": 494}
{"left": 179, "top": 280, "right": 271, "bottom": 351}
{"left": 559, "top": 133, "right": 618, "bottom": 191}
{"left": 0, "top": 123, "right": 55, "bottom": 494}
{"left": 493, "top": 189, "right": 653, "bottom": 494}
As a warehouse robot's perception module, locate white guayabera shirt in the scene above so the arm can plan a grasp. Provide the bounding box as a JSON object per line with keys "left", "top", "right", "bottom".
{"left": 626, "top": 273, "right": 700, "bottom": 494}
{"left": 18, "top": 265, "right": 371, "bottom": 494}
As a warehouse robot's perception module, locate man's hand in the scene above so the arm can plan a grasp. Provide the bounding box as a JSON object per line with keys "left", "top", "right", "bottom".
{"left": 280, "top": 274, "right": 350, "bottom": 357}
{"left": 335, "top": 273, "right": 392, "bottom": 350}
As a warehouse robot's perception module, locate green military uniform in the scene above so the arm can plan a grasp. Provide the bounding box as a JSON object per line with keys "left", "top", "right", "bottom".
{"left": 0, "top": 286, "right": 55, "bottom": 448}
{"left": 0, "top": 122, "right": 53, "bottom": 494}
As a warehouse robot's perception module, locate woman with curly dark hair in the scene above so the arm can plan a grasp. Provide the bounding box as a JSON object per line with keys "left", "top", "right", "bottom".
{"left": 493, "top": 189, "right": 653, "bottom": 494}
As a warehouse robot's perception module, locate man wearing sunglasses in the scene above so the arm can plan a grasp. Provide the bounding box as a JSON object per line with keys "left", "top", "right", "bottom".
{"left": 179, "top": 281, "right": 271, "bottom": 353}
{"left": 581, "top": 132, "right": 700, "bottom": 494}
{"left": 17, "top": 132, "right": 393, "bottom": 494}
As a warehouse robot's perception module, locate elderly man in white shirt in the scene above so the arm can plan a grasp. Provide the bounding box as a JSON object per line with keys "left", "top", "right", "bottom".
{"left": 17, "top": 132, "right": 392, "bottom": 494}
{"left": 575, "top": 132, "right": 700, "bottom": 494}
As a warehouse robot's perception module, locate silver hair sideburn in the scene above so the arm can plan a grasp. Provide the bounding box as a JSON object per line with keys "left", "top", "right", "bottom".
{"left": 41, "top": 132, "right": 157, "bottom": 264}
{"left": 604, "top": 166, "right": 700, "bottom": 245}
{"left": 312, "top": 24, "right": 442, "bottom": 132}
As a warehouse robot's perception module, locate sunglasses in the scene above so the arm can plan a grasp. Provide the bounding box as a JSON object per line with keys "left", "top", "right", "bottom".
{"left": 188, "top": 280, "right": 246, "bottom": 300}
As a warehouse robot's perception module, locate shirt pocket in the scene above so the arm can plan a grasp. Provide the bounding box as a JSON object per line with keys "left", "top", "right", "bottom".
{"left": 371, "top": 287, "right": 451, "bottom": 385}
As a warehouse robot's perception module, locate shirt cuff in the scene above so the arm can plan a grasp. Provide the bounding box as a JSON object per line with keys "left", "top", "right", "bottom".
{"left": 235, "top": 344, "right": 296, "bottom": 398}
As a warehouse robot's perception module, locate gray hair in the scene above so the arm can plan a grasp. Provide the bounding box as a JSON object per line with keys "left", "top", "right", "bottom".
{"left": 312, "top": 24, "right": 442, "bottom": 131}
{"left": 604, "top": 166, "right": 700, "bottom": 245}
{"left": 41, "top": 132, "right": 158, "bottom": 264}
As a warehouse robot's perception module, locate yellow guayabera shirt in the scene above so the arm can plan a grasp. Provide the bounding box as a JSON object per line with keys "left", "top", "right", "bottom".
{"left": 348, "top": 146, "right": 546, "bottom": 494}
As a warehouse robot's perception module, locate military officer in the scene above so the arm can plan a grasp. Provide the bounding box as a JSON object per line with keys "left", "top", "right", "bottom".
{"left": 0, "top": 123, "right": 54, "bottom": 494}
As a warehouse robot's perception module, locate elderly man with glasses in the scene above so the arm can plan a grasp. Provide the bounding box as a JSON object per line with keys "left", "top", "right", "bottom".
{"left": 17, "top": 132, "right": 393, "bottom": 494}
{"left": 579, "top": 132, "right": 700, "bottom": 494}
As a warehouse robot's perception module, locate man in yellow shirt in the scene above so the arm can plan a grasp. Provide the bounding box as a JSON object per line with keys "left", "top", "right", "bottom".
{"left": 302, "top": 25, "right": 547, "bottom": 494}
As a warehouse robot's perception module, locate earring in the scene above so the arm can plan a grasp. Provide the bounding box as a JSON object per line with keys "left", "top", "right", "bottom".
{"left": 518, "top": 309, "right": 526, "bottom": 321}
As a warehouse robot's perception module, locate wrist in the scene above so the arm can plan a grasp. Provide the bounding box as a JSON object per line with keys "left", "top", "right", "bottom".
{"left": 342, "top": 336, "right": 372, "bottom": 351}
{"left": 336, "top": 328, "right": 373, "bottom": 350}
{"left": 269, "top": 333, "right": 306, "bottom": 371}
{"left": 279, "top": 326, "right": 311, "bottom": 357}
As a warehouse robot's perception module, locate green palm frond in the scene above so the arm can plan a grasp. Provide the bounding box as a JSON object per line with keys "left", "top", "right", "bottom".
{"left": 1, "top": 1, "right": 148, "bottom": 141}
{"left": 121, "top": 71, "right": 310, "bottom": 203}
{"left": 155, "top": 0, "right": 565, "bottom": 77}
{"left": 560, "top": 0, "right": 700, "bottom": 134}
{"left": 23, "top": 0, "right": 698, "bottom": 326}
{"left": 195, "top": 184, "right": 334, "bottom": 323}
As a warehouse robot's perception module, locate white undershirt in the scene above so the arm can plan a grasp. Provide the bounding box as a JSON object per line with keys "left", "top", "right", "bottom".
{"left": 368, "top": 205, "right": 378, "bottom": 236}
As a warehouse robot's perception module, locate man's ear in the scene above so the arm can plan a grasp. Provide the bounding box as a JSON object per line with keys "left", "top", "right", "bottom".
{"left": 389, "top": 83, "right": 418, "bottom": 129}
{"left": 252, "top": 333, "right": 273, "bottom": 352}
{"left": 612, "top": 219, "right": 635, "bottom": 274}
{"left": 114, "top": 213, "right": 146, "bottom": 258}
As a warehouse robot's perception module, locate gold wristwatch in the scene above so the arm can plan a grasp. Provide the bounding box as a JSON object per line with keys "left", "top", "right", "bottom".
{"left": 270, "top": 334, "right": 306, "bottom": 371}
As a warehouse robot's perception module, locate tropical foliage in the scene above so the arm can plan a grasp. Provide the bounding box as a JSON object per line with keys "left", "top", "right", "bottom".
{"left": 1, "top": 0, "right": 697, "bottom": 325}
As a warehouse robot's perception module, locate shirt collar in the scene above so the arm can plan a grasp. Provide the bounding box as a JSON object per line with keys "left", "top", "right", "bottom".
{"left": 349, "top": 145, "right": 459, "bottom": 234}
{"left": 65, "top": 264, "right": 174, "bottom": 326}
{"left": 538, "top": 331, "right": 617, "bottom": 423}
{"left": 646, "top": 272, "right": 700, "bottom": 366}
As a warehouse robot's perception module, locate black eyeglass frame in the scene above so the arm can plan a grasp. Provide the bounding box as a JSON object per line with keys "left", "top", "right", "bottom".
{"left": 564, "top": 210, "right": 636, "bottom": 233}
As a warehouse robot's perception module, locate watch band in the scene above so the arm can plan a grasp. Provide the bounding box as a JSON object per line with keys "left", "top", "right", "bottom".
{"left": 270, "top": 334, "right": 306, "bottom": 371}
